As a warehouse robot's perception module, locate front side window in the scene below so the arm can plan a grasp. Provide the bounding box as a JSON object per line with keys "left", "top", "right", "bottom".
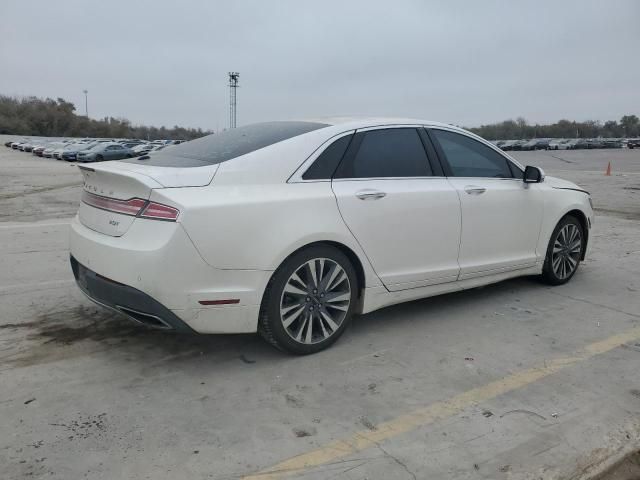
{"left": 335, "top": 128, "right": 432, "bottom": 179}
{"left": 430, "top": 129, "right": 513, "bottom": 178}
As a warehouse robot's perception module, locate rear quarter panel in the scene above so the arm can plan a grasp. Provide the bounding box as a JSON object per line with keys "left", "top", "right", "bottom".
{"left": 154, "top": 182, "right": 382, "bottom": 287}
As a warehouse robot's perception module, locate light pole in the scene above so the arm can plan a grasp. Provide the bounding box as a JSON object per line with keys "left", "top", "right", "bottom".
{"left": 83, "top": 90, "right": 88, "bottom": 117}
{"left": 228, "top": 72, "right": 239, "bottom": 129}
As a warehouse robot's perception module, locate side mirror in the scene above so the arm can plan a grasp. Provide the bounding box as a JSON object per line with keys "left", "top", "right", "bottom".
{"left": 523, "top": 165, "right": 545, "bottom": 183}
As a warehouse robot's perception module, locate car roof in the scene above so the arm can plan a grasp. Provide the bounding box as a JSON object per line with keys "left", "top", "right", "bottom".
{"left": 303, "top": 116, "right": 457, "bottom": 130}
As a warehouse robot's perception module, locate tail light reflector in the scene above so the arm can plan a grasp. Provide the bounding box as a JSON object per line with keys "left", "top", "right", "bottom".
{"left": 81, "top": 191, "right": 179, "bottom": 221}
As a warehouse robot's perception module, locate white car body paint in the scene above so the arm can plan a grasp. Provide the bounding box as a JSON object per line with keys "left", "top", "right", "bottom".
{"left": 69, "top": 118, "right": 594, "bottom": 335}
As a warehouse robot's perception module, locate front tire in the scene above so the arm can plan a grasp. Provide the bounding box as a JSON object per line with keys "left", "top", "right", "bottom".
{"left": 258, "top": 245, "right": 358, "bottom": 354}
{"left": 541, "top": 215, "right": 584, "bottom": 285}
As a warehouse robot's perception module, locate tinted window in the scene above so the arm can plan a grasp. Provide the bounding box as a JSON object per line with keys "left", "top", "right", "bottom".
{"left": 123, "top": 121, "right": 328, "bottom": 168}
{"left": 302, "top": 134, "right": 353, "bottom": 180}
{"left": 430, "top": 129, "right": 513, "bottom": 178}
{"left": 335, "top": 128, "right": 431, "bottom": 178}
{"left": 508, "top": 161, "right": 523, "bottom": 179}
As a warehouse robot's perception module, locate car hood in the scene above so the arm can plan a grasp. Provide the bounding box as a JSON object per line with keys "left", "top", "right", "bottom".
{"left": 545, "top": 175, "right": 588, "bottom": 194}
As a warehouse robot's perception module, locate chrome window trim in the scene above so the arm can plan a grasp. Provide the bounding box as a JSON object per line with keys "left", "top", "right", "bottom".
{"left": 331, "top": 176, "right": 446, "bottom": 182}
{"left": 288, "top": 123, "right": 525, "bottom": 184}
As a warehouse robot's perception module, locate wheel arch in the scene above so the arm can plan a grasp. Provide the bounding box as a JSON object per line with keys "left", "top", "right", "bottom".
{"left": 262, "top": 240, "right": 368, "bottom": 313}
{"left": 564, "top": 209, "right": 589, "bottom": 260}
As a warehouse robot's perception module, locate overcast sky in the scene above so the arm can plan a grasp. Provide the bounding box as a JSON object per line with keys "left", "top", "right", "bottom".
{"left": 1, "top": 0, "right": 638, "bottom": 131}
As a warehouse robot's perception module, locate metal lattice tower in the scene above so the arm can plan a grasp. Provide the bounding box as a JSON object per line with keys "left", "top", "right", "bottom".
{"left": 228, "top": 72, "right": 239, "bottom": 129}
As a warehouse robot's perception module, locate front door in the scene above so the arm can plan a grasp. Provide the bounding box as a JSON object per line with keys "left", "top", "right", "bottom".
{"left": 428, "top": 128, "right": 544, "bottom": 279}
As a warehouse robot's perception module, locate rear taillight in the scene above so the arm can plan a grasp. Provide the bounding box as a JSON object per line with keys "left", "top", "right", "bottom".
{"left": 139, "top": 202, "right": 180, "bottom": 221}
{"left": 82, "top": 191, "right": 147, "bottom": 216}
{"left": 81, "top": 191, "right": 179, "bottom": 221}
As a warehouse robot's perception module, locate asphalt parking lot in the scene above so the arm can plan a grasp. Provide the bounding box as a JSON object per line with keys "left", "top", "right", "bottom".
{"left": 1, "top": 139, "right": 639, "bottom": 480}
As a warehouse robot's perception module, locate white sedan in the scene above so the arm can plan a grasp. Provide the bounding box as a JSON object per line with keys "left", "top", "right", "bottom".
{"left": 69, "top": 118, "right": 594, "bottom": 354}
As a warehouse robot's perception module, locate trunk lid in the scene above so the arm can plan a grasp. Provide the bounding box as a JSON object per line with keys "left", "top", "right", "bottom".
{"left": 77, "top": 162, "right": 218, "bottom": 237}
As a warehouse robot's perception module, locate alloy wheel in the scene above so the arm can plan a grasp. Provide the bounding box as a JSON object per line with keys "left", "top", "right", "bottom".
{"left": 551, "top": 224, "right": 582, "bottom": 280}
{"left": 279, "top": 258, "right": 351, "bottom": 344}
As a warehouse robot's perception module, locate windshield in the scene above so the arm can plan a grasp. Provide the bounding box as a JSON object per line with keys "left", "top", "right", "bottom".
{"left": 123, "top": 121, "right": 329, "bottom": 168}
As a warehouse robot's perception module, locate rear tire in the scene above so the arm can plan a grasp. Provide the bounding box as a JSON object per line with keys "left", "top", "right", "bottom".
{"left": 541, "top": 215, "right": 584, "bottom": 285}
{"left": 258, "top": 245, "right": 358, "bottom": 355}
{"left": 95, "top": 155, "right": 103, "bottom": 162}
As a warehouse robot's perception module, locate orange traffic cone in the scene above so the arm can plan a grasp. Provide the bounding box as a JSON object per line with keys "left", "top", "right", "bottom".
{"left": 605, "top": 162, "right": 611, "bottom": 176}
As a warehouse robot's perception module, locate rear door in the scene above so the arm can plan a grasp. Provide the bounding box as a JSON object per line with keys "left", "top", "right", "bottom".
{"left": 428, "top": 128, "right": 544, "bottom": 279}
{"left": 331, "top": 126, "right": 461, "bottom": 291}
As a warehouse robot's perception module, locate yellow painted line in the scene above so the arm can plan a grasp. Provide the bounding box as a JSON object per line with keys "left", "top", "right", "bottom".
{"left": 243, "top": 326, "right": 640, "bottom": 479}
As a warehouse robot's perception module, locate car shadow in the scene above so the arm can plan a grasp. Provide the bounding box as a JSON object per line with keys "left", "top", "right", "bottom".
{"left": 3, "top": 275, "right": 549, "bottom": 370}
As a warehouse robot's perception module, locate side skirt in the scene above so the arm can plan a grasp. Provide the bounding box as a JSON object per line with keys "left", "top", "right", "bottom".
{"left": 360, "top": 264, "right": 543, "bottom": 314}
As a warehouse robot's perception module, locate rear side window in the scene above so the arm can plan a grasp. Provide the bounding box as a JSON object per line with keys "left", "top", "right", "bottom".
{"left": 302, "top": 134, "right": 353, "bottom": 180}
{"left": 430, "top": 129, "right": 513, "bottom": 178}
{"left": 123, "top": 121, "right": 329, "bottom": 168}
{"left": 335, "top": 128, "right": 432, "bottom": 179}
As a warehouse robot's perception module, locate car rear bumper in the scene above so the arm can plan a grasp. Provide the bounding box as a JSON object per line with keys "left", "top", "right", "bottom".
{"left": 69, "top": 214, "right": 269, "bottom": 334}
{"left": 71, "top": 255, "right": 196, "bottom": 332}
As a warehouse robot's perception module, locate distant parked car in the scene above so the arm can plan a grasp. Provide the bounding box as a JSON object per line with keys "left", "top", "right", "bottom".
{"left": 61, "top": 143, "right": 99, "bottom": 161}
{"left": 510, "top": 140, "right": 527, "bottom": 151}
{"left": 626, "top": 139, "right": 640, "bottom": 149}
{"left": 586, "top": 139, "right": 604, "bottom": 149}
{"left": 76, "top": 142, "right": 134, "bottom": 162}
{"left": 521, "top": 139, "right": 550, "bottom": 151}
{"left": 52, "top": 146, "right": 68, "bottom": 159}
{"left": 42, "top": 142, "right": 67, "bottom": 158}
{"left": 565, "top": 139, "right": 588, "bottom": 150}
{"left": 498, "top": 140, "right": 517, "bottom": 151}
{"left": 601, "top": 139, "right": 622, "bottom": 149}
{"left": 4, "top": 140, "right": 14, "bottom": 147}
{"left": 131, "top": 143, "right": 154, "bottom": 156}
{"left": 496, "top": 140, "right": 514, "bottom": 150}
{"left": 119, "top": 140, "right": 146, "bottom": 149}
{"left": 547, "top": 139, "right": 570, "bottom": 150}
{"left": 32, "top": 144, "right": 51, "bottom": 156}
{"left": 557, "top": 139, "right": 574, "bottom": 150}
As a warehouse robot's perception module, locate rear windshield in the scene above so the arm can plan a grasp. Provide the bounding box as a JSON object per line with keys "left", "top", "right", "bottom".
{"left": 123, "top": 121, "right": 329, "bottom": 168}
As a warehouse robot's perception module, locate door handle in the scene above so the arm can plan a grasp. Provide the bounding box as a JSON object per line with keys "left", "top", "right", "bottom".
{"left": 464, "top": 186, "right": 486, "bottom": 195}
{"left": 355, "top": 189, "right": 387, "bottom": 200}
